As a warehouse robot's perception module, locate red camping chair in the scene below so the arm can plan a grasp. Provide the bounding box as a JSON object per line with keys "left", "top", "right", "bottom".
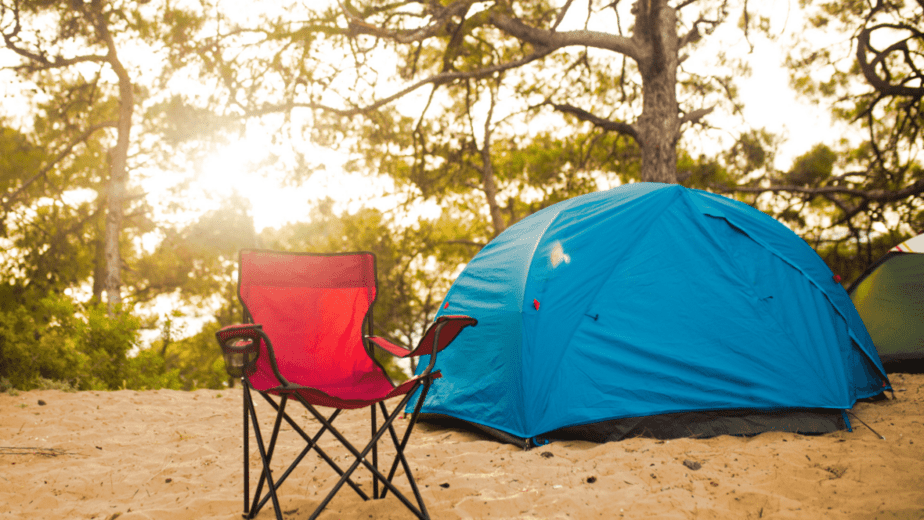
{"left": 215, "top": 249, "right": 476, "bottom": 520}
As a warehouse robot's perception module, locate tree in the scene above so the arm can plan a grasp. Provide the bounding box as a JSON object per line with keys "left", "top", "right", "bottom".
{"left": 342, "top": 67, "right": 642, "bottom": 240}
{"left": 719, "top": 0, "right": 924, "bottom": 279}
{"left": 307, "top": 0, "right": 757, "bottom": 183}
{"left": 1, "top": 0, "right": 142, "bottom": 312}
{"left": 0, "top": 122, "right": 101, "bottom": 306}
{"left": 162, "top": 0, "right": 767, "bottom": 239}
{"left": 0, "top": 1, "right": 263, "bottom": 390}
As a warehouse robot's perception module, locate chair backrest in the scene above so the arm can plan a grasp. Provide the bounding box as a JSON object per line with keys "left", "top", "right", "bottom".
{"left": 238, "top": 249, "right": 393, "bottom": 398}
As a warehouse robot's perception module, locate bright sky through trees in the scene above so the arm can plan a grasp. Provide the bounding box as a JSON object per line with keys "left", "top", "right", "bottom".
{"left": 0, "top": 0, "right": 847, "bottom": 236}
{"left": 177, "top": 6, "right": 840, "bottom": 233}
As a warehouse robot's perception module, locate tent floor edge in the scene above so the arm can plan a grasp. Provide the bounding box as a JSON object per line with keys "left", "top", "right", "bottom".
{"left": 538, "top": 408, "right": 850, "bottom": 444}
{"left": 417, "top": 414, "right": 530, "bottom": 449}
{"left": 417, "top": 408, "right": 852, "bottom": 447}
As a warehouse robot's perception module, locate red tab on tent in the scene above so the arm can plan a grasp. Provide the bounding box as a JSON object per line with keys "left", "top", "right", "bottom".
{"left": 533, "top": 299, "right": 540, "bottom": 310}
{"left": 443, "top": 302, "right": 449, "bottom": 309}
{"left": 833, "top": 274, "right": 842, "bottom": 283}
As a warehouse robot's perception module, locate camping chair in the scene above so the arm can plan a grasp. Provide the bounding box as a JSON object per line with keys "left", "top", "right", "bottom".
{"left": 215, "top": 249, "right": 476, "bottom": 520}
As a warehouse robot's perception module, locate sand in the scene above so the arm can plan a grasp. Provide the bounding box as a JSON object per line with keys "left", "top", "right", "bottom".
{"left": 1, "top": 373, "right": 922, "bottom": 520}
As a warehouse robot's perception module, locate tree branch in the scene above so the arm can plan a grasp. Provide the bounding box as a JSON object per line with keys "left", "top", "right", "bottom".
{"left": 339, "top": 0, "right": 474, "bottom": 44}
{"left": 678, "top": 24, "right": 701, "bottom": 49}
{"left": 2, "top": 121, "right": 117, "bottom": 213}
{"left": 490, "top": 10, "right": 642, "bottom": 61}
{"left": 1, "top": 3, "right": 107, "bottom": 70}
{"left": 551, "top": 0, "right": 575, "bottom": 31}
{"left": 679, "top": 105, "right": 714, "bottom": 125}
{"left": 857, "top": 25, "right": 924, "bottom": 98}
{"left": 546, "top": 101, "right": 640, "bottom": 141}
{"left": 246, "top": 49, "right": 552, "bottom": 117}
{"left": 716, "top": 179, "right": 924, "bottom": 204}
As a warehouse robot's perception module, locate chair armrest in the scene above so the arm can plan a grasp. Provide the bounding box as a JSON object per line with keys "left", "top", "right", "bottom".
{"left": 215, "top": 323, "right": 291, "bottom": 386}
{"left": 413, "top": 315, "right": 478, "bottom": 357}
{"left": 366, "top": 336, "right": 415, "bottom": 357}
{"left": 416, "top": 315, "right": 477, "bottom": 377}
{"left": 366, "top": 315, "right": 477, "bottom": 359}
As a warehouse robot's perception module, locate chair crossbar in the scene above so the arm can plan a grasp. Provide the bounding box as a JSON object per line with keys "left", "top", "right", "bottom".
{"left": 256, "top": 393, "right": 364, "bottom": 499}
{"left": 291, "top": 380, "right": 433, "bottom": 520}
{"left": 378, "top": 375, "right": 432, "bottom": 501}
{"left": 242, "top": 379, "right": 433, "bottom": 520}
{"left": 244, "top": 385, "right": 367, "bottom": 520}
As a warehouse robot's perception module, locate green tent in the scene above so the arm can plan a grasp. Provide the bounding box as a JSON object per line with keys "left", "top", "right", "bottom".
{"left": 849, "top": 234, "right": 924, "bottom": 364}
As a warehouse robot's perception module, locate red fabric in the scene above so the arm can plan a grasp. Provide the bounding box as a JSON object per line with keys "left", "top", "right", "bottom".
{"left": 367, "top": 316, "right": 478, "bottom": 358}
{"left": 268, "top": 373, "right": 441, "bottom": 410}
{"left": 367, "top": 336, "right": 412, "bottom": 357}
{"left": 238, "top": 251, "right": 395, "bottom": 402}
{"left": 408, "top": 316, "right": 478, "bottom": 357}
{"left": 240, "top": 250, "right": 375, "bottom": 289}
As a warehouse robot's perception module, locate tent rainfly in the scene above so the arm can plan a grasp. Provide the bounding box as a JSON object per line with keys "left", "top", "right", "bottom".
{"left": 409, "top": 183, "right": 890, "bottom": 447}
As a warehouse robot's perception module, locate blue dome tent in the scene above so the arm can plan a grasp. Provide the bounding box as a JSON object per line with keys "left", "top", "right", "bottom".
{"left": 410, "top": 183, "right": 890, "bottom": 447}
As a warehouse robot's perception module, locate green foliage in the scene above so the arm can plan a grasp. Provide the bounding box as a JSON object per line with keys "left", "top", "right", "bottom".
{"left": 785, "top": 144, "right": 837, "bottom": 186}
{"left": 149, "top": 95, "right": 244, "bottom": 147}
{"left": 816, "top": 230, "right": 909, "bottom": 287}
{"left": 129, "top": 193, "right": 257, "bottom": 304}
{"left": 80, "top": 305, "right": 144, "bottom": 390}
{"left": 0, "top": 294, "right": 182, "bottom": 392}
{"left": 162, "top": 321, "right": 229, "bottom": 390}
{"left": 725, "top": 129, "right": 778, "bottom": 177}
{"left": 680, "top": 155, "right": 729, "bottom": 190}
{"left": 124, "top": 347, "right": 184, "bottom": 391}
{"left": 0, "top": 296, "right": 89, "bottom": 391}
{"left": 0, "top": 126, "right": 46, "bottom": 195}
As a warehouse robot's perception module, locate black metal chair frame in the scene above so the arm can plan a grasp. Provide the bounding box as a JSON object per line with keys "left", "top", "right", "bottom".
{"left": 220, "top": 310, "right": 474, "bottom": 520}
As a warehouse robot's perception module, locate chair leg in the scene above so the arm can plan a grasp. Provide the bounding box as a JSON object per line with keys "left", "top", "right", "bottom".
{"left": 379, "top": 378, "right": 435, "bottom": 520}
{"left": 243, "top": 381, "right": 283, "bottom": 520}
{"left": 257, "top": 393, "right": 369, "bottom": 500}
{"left": 294, "top": 388, "right": 431, "bottom": 520}
{"left": 243, "top": 379, "right": 250, "bottom": 517}
{"left": 249, "top": 395, "right": 289, "bottom": 518}
{"left": 371, "top": 403, "right": 379, "bottom": 499}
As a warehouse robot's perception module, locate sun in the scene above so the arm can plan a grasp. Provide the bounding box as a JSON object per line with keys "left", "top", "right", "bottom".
{"left": 192, "top": 138, "right": 397, "bottom": 232}
{"left": 191, "top": 139, "right": 314, "bottom": 232}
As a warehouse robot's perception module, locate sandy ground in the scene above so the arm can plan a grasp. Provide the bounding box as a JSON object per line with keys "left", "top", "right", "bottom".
{"left": 1, "top": 373, "right": 922, "bottom": 520}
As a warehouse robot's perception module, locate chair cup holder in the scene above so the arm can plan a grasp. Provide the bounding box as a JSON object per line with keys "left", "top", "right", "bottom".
{"left": 221, "top": 337, "right": 259, "bottom": 378}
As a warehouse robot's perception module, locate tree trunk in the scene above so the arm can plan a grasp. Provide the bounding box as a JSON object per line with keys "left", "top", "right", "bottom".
{"left": 481, "top": 139, "right": 507, "bottom": 237}
{"left": 92, "top": 197, "right": 106, "bottom": 302}
{"left": 634, "top": 1, "right": 680, "bottom": 184}
{"left": 94, "top": 2, "right": 134, "bottom": 314}
{"left": 478, "top": 84, "right": 507, "bottom": 237}
{"left": 104, "top": 95, "right": 130, "bottom": 312}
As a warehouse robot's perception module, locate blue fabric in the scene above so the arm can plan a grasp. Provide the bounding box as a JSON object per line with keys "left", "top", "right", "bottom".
{"left": 410, "top": 183, "right": 889, "bottom": 443}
